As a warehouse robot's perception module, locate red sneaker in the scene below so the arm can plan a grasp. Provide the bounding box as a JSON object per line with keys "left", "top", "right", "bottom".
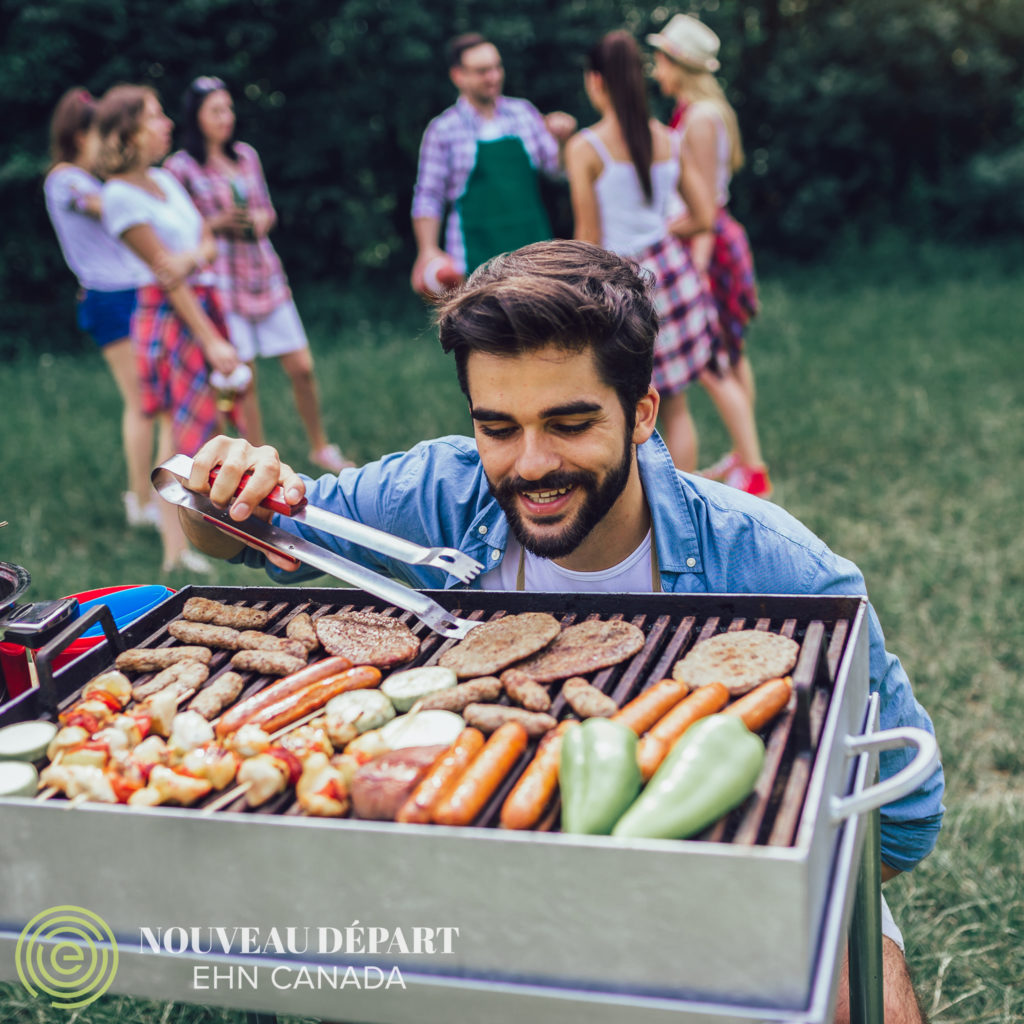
{"left": 724, "top": 464, "right": 773, "bottom": 499}
{"left": 699, "top": 451, "right": 738, "bottom": 481}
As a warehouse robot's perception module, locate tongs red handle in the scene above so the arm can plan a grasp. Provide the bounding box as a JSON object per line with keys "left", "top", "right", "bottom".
{"left": 208, "top": 466, "right": 307, "bottom": 517}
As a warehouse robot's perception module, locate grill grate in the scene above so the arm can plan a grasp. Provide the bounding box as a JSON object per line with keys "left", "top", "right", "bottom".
{"left": 16, "top": 585, "right": 862, "bottom": 845}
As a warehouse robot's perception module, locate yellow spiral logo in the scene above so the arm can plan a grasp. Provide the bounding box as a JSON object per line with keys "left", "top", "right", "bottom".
{"left": 15, "top": 905, "right": 119, "bottom": 1009}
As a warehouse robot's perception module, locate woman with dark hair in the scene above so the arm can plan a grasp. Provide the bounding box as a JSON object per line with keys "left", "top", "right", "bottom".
{"left": 97, "top": 83, "right": 243, "bottom": 573}
{"left": 648, "top": 14, "right": 769, "bottom": 496}
{"left": 42, "top": 86, "right": 157, "bottom": 528}
{"left": 564, "top": 30, "right": 717, "bottom": 473}
{"left": 164, "top": 76, "right": 352, "bottom": 473}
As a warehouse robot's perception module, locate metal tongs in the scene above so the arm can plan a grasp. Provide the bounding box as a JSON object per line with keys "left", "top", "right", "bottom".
{"left": 152, "top": 455, "right": 483, "bottom": 640}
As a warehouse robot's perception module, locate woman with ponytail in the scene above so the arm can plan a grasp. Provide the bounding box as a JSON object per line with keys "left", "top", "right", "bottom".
{"left": 564, "top": 30, "right": 717, "bottom": 473}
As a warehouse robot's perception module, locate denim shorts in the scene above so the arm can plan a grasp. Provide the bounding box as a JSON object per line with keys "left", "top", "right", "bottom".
{"left": 76, "top": 288, "right": 137, "bottom": 347}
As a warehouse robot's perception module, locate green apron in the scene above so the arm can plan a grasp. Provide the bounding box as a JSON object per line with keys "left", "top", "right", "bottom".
{"left": 456, "top": 135, "right": 552, "bottom": 273}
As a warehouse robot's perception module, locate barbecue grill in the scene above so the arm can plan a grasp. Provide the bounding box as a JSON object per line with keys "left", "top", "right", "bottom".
{"left": 0, "top": 585, "right": 937, "bottom": 1024}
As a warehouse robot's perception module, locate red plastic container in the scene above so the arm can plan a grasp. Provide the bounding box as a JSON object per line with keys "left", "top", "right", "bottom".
{"left": 0, "top": 584, "right": 174, "bottom": 702}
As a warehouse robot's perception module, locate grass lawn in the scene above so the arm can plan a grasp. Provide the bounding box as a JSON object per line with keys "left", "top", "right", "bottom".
{"left": 1, "top": 238, "right": 1022, "bottom": 1021}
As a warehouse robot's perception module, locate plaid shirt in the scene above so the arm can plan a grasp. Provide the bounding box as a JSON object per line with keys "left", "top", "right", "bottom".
{"left": 164, "top": 143, "right": 290, "bottom": 319}
{"left": 411, "top": 96, "right": 560, "bottom": 273}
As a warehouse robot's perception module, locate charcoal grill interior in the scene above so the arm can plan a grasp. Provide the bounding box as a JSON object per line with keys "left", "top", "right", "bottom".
{"left": 7, "top": 585, "right": 866, "bottom": 845}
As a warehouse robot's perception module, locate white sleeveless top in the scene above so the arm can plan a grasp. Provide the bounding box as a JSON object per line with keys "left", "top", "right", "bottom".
{"left": 582, "top": 128, "right": 680, "bottom": 258}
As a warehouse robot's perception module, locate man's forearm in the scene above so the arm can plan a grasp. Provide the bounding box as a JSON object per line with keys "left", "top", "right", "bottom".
{"left": 413, "top": 216, "right": 443, "bottom": 258}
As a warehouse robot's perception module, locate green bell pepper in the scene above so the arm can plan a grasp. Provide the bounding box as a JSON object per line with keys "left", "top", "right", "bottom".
{"left": 560, "top": 717, "right": 643, "bottom": 834}
{"left": 612, "top": 714, "right": 764, "bottom": 840}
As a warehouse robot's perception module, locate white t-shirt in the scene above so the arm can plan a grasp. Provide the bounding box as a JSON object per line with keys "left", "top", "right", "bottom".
{"left": 43, "top": 165, "right": 150, "bottom": 291}
{"left": 102, "top": 168, "right": 215, "bottom": 285}
{"left": 479, "top": 530, "right": 656, "bottom": 593}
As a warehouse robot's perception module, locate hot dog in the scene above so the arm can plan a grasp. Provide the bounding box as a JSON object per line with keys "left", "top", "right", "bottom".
{"left": 499, "top": 720, "right": 576, "bottom": 831}
{"left": 214, "top": 656, "right": 354, "bottom": 737}
{"left": 722, "top": 676, "right": 793, "bottom": 732}
{"left": 432, "top": 721, "right": 528, "bottom": 827}
{"left": 637, "top": 681, "right": 730, "bottom": 780}
{"left": 500, "top": 668, "right": 552, "bottom": 712}
{"left": 168, "top": 620, "right": 242, "bottom": 649}
{"left": 245, "top": 665, "right": 382, "bottom": 735}
{"left": 612, "top": 678, "right": 689, "bottom": 735}
{"left": 230, "top": 650, "right": 307, "bottom": 677}
{"left": 463, "top": 704, "right": 557, "bottom": 738}
{"left": 395, "top": 728, "right": 485, "bottom": 824}
{"left": 561, "top": 677, "right": 617, "bottom": 719}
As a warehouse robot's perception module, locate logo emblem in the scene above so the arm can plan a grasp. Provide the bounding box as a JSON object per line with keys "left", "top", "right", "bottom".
{"left": 15, "top": 905, "right": 119, "bottom": 1009}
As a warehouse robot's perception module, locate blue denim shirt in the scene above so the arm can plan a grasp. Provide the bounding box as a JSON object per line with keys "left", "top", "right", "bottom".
{"left": 237, "top": 432, "right": 944, "bottom": 870}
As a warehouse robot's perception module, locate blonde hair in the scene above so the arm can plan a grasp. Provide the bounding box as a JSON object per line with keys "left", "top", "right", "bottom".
{"left": 675, "top": 66, "right": 745, "bottom": 174}
{"left": 93, "top": 84, "right": 156, "bottom": 176}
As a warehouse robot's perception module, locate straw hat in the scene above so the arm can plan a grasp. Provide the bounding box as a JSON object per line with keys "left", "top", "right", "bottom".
{"left": 646, "top": 14, "right": 721, "bottom": 73}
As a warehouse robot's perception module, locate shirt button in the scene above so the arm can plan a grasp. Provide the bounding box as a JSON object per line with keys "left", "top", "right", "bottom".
{"left": 491, "top": 550, "right": 501, "bottom": 561}
{"left": 478, "top": 525, "right": 488, "bottom": 535}
{"left": 686, "top": 557, "right": 696, "bottom": 568}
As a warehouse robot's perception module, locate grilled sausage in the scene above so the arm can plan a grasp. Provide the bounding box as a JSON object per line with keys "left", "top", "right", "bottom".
{"left": 500, "top": 668, "right": 552, "bottom": 712}
{"left": 500, "top": 721, "right": 576, "bottom": 831}
{"left": 612, "top": 678, "right": 689, "bottom": 735}
{"left": 116, "top": 646, "right": 212, "bottom": 673}
{"left": 416, "top": 676, "right": 503, "bottom": 713}
{"left": 229, "top": 649, "right": 307, "bottom": 677}
{"left": 236, "top": 631, "right": 309, "bottom": 660}
{"left": 187, "top": 671, "right": 246, "bottom": 720}
{"left": 214, "top": 655, "right": 354, "bottom": 737}
{"left": 247, "top": 666, "right": 383, "bottom": 737}
{"left": 131, "top": 660, "right": 210, "bottom": 701}
{"left": 396, "top": 728, "right": 485, "bottom": 824}
{"left": 462, "top": 703, "right": 557, "bottom": 738}
{"left": 433, "top": 722, "right": 529, "bottom": 827}
{"left": 722, "top": 676, "right": 793, "bottom": 732}
{"left": 561, "top": 676, "right": 618, "bottom": 719}
{"left": 168, "top": 620, "right": 242, "bottom": 649}
{"left": 637, "top": 682, "right": 730, "bottom": 780}
{"left": 285, "top": 612, "right": 319, "bottom": 653}
{"left": 182, "top": 597, "right": 270, "bottom": 630}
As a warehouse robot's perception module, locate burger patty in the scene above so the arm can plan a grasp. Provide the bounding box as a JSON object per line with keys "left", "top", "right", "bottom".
{"left": 438, "top": 612, "right": 561, "bottom": 679}
{"left": 509, "top": 619, "right": 646, "bottom": 683}
{"left": 314, "top": 611, "right": 421, "bottom": 668}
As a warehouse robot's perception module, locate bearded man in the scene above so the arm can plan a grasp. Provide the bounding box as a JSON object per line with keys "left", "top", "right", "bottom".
{"left": 183, "top": 239, "right": 942, "bottom": 1024}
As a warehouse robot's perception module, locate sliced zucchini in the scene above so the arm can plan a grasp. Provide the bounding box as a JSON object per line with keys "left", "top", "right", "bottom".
{"left": 325, "top": 689, "right": 396, "bottom": 734}
{"left": 381, "top": 667, "right": 457, "bottom": 713}
{"left": 0, "top": 721, "right": 58, "bottom": 763}
{"left": 379, "top": 709, "right": 465, "bottom": 750}
{"left": 0, "top": 760, "right": 39, "bottom": 798}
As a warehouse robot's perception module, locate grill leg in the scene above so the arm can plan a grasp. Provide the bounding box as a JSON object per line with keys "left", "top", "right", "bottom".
{"left": 848, "top": 803, "right": 884, "bottom": 1024}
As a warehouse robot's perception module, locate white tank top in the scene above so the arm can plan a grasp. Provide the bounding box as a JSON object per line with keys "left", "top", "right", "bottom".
{"left": 582, "top": 128, "right": 679, "bottom": 258}
{"left": 479, "top": 531, "right": 656, "bottom": 593}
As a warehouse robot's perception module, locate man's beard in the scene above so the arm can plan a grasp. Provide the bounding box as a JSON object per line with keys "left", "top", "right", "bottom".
{"left": 489, "top": 435, "right": 634, "bottom": 559}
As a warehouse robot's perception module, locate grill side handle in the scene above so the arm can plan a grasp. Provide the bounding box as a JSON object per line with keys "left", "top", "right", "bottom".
{"left": 34, "top": 604, "right": 124, "bottom": 715}
{"left": 829, "top": 721, "right": 939, "bottom": 823}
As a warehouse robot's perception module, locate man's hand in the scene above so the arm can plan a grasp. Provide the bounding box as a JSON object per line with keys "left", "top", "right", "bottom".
{"left": 544, "top": 111, "right": 578, "bottom": 142}
{"left": 186, "top": 437, "right": 307, "bottom": 571}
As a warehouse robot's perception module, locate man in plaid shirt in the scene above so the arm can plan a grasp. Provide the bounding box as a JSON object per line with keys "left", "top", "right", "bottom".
{"left": 411, "top": 33, "right": 576, "bottom": 287}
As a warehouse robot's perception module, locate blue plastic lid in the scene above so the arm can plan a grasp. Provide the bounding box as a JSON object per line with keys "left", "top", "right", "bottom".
{"left": 79, "top": 586, "right": 174, "bottom": 638}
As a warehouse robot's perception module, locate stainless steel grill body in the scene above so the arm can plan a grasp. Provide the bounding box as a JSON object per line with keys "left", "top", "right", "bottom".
{"left": 0, "top": 588, "right": 904, "bottom": 1022}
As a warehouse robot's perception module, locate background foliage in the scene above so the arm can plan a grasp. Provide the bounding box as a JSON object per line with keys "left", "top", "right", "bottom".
{"left": 2, "top": 0, "right": 1023, "bottom": 350}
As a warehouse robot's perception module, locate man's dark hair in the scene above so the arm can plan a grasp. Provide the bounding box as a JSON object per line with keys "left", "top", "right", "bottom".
{"left": 446, "top": 32, "right": 491, "bottom": 69}
{"left": 436, "top": 240, "right": 659, "bottom": 425}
